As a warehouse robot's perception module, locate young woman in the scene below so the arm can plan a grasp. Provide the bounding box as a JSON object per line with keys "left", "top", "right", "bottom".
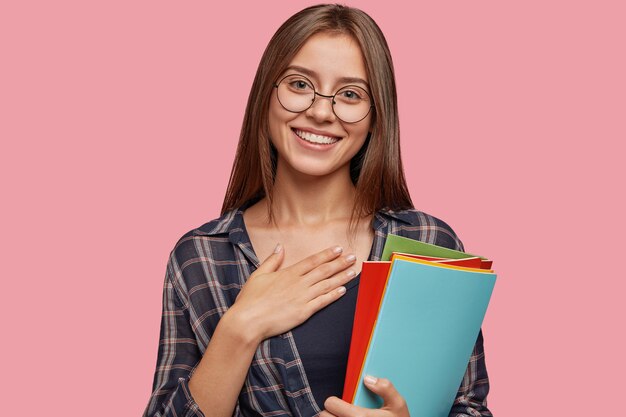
{"left": 144, "top": 5, "right": 491, "bottom": 417}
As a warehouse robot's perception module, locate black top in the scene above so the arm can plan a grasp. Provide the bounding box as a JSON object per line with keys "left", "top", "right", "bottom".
{"left": 291, "top": 273, "right": 361, "bottom": 409}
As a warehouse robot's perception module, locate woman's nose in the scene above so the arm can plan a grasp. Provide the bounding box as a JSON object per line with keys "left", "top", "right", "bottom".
{"left": 305, "top": 93, "right": 337, "bottom": 123}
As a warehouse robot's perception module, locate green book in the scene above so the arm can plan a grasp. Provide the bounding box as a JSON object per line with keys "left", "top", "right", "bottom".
{"left": 381, "top": 234, "right": 486, "bottom": 261}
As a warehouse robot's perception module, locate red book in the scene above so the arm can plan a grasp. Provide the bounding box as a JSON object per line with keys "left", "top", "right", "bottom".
{"left": 343, "top": 261, "right": 390, "bottom": 402}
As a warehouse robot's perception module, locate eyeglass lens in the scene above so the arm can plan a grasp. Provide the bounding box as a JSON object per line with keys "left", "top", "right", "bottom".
{"left": 276, "top": 74, "right": 372, "bottom": 123}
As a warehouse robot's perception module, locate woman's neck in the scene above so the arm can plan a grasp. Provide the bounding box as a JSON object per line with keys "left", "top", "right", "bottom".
{"left": 267, "top": 163, "right": 357, "bottom": 228}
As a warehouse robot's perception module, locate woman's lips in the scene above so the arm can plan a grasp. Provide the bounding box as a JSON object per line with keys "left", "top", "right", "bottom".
{"left": 292, "top": 128, "right": 341, "bottom": 145}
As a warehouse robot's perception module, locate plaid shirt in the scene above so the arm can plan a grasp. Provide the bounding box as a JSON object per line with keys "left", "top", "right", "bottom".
{"left": 143, "top": 206, "right": 492, "bottom": 417}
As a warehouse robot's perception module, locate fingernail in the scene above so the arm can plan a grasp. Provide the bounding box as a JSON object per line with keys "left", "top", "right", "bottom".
{"left": 274, "top": 243, "right": 282, "bottom": 253}
{"left": 346, "top": 254, "right": 356, "bottom": 263}
{"left": 364, "top": 375, "right": 378, "bottom": 385}
{"left": 337, "top": 286, "right": 346, "bottom": 295}
{"left": 346, "top": 269, "right": 356, "bottom": 277}
{"left": 333, "top": 246, "right": 343, "bottom": 254}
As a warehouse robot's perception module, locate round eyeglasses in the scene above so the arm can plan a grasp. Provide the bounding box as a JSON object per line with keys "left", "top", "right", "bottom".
{"left": 273, "top": 74, "right": 374, "bottom": 123}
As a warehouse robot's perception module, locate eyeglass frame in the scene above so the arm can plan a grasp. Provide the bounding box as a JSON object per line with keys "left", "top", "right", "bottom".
{"left": 273, "top": 73, "right": 375, "bottom": 124}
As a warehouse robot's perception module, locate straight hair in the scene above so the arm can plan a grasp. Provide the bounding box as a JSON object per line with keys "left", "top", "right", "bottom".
{"left": 221, "top": 4, "right": 413, "bottom": 229}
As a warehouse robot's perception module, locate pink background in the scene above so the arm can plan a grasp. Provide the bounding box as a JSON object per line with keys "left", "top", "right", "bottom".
{"left": 2, "top": 1, "right": 624, "bottom": 415}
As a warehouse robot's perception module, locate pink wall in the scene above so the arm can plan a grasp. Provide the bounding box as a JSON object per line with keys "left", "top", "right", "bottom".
{"left": 2, "top": 1, "right": 624, "bottom": 415}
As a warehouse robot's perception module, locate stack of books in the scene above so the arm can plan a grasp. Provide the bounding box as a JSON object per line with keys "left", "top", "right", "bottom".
{"left": 343, "top": 234, "right": 496, "bottom": 417}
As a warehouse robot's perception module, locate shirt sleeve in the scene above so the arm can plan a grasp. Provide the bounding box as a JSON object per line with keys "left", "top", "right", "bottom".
{"left": 448, "top": 330, "right": 493, "bottom": 417}
{"left": 143, "top": 251, "right": 206, "bottom": 417}
{"left": 435, "top": 222, "right": 493, "bottom": 417}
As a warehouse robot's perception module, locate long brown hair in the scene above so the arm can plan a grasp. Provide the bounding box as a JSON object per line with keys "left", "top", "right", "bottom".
{"left": 221, "top": 4, "right": 413, "bottom": 225}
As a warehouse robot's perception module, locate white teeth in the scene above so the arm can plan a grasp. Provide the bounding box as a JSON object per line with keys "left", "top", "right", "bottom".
{"left": 294, "top": 129, "right": 339, "bottom": 144}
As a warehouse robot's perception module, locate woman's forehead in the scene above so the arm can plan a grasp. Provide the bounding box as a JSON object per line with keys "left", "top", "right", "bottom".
{"left": 285, "top": 32, "right": 368, "bottom": 87}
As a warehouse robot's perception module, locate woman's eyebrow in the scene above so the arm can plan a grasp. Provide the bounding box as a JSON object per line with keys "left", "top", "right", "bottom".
{"left": 284, "top": 65, "right": 370, "bottom": 88}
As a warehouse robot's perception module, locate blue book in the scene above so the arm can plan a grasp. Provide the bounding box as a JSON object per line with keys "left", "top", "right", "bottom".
{"left": 352, "top": 256, "right": 496, "bottom": 417}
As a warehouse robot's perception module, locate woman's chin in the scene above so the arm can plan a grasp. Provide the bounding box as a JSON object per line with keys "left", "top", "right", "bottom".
{"left": 275, "top": 158, "right": 350, "bottom": 181}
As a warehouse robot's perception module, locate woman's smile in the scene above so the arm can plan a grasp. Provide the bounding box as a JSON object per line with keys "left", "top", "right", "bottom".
{"left": 292, "top": 128, "right": 342, "bottom": 145}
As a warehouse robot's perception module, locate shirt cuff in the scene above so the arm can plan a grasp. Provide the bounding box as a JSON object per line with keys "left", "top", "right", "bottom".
{"left": 150, "top": 377, "right": 205, "bottom": 417}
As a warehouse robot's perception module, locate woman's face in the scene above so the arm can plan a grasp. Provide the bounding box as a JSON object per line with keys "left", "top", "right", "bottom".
{"left": 268, "top": 32, "right": 372, "bottom": 180}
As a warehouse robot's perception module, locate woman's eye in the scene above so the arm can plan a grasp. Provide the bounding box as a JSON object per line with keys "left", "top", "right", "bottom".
{"left": 290, "top": 80, "right": 312, "bottom": 90}
{"left": 340, "top": 89, "right": 362, "bottom": 100}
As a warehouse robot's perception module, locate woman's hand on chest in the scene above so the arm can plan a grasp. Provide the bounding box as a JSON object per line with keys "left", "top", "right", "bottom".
{"left": 225, "top": 244, "right": 358, "bottom": 343}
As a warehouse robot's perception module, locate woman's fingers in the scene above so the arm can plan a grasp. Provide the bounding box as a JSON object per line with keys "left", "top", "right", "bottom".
{"left": 303, "top": 251, "right": 357, "bottom": 285}
{"left": 324, "top": 396, "right": 370, "bottom": 417}
{"left": 299, "top": 249, "right": 357, "bottom": 309}
{"left": 254, "top": 243, "right": 285, "bottom": 274}
{"left": 363, "top": 376, "right": 408, "bottom": 413}
{"left": 308, "top": 267, "right": 357, "bottom": 300}
{"left": 290, "top": 246, "right": 345, "bottom": 275}
{"left": 306, "top": 284, "right": 349, "bottom": 315}
{"left": 323, "top": 379, "right": 409, "bottom": 417}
